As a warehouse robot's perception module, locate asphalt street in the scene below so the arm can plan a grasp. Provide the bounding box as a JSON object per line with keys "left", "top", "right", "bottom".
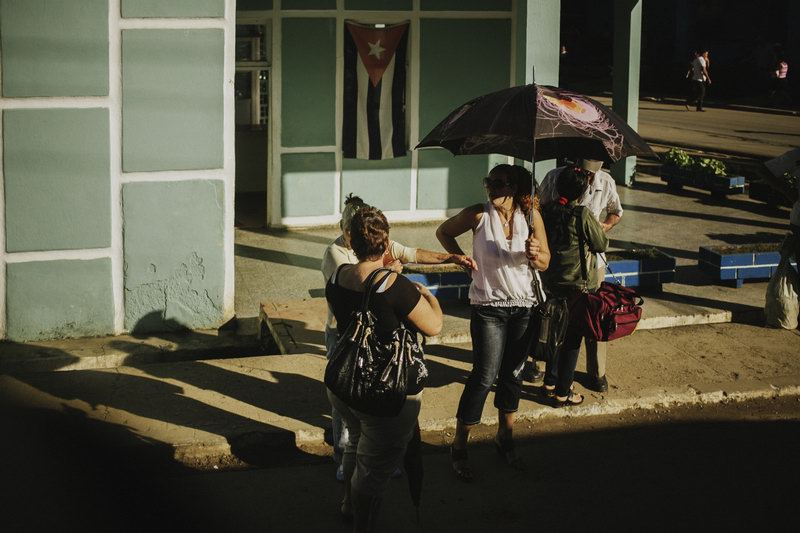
{"left": 3, "top": 396, "right": 798, "bottom": 532}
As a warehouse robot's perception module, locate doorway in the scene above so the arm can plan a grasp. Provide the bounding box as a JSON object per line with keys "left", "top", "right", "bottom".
{"left": 234, "top": 19, "right": 270, "bottom": 228}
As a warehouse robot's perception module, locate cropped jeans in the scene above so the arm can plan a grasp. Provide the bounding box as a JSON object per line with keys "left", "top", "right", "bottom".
{"left": 456, "top": 305, "right": 536, "bottom": 425}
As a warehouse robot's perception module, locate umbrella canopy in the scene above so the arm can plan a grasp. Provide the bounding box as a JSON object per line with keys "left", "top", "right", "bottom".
{"left": 416, "top": 84, "right": 654, "bottom": 164}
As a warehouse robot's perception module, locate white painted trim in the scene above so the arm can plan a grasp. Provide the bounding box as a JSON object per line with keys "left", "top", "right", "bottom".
{"left": 5, "top": 249, "right": 114, "bottom": 264}
{"left": 280, "top": 145, "right": 337, "bottom": 153}
{"left": 608, "top": 269, "right": 677, "bottom": 277}
{"left": 712, "top": 262, "right": 795, "bottom": 271}
{"left": 334, "top": 1, "right": 344, "bottom": 216}
{"left": 0, "top": 98, "right": 110, "bottom": 109}
{"left": 223, "top": 0, "right": 237, "bottom": 322}
{"left": 268, "top": 0, "right": 283, "bottom": 227}
{"left": 277, "top": 11, "right": 512, "bottom": 19}
{"left": 109, "top": 0, "right": 124, "bottom": 334}
{"left": 118, "top": 19, "right": 227, "bottom": 29}
{"left": 408, "top": 1, "right": 421, "bottom": 212}
{"left": 121, "top": 171, "right": 228, "bottom": 183}
{"left": 280, "top": 207, "right": 462, "bottom": 228}
{"left": 0, "top": 44, "right": 5, "bottom": 338}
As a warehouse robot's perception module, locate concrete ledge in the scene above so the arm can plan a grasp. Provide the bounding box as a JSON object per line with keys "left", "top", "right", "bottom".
{"left": 0, "top": 328, "right": 264, "bottom": 373}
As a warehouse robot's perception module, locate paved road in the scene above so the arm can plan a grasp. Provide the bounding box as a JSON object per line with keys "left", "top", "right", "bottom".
{"left": 5, "top": 397, "right": 797, "bottom": 532}
{"left": 594, "top": 96, "right": 800, "bottom": 159}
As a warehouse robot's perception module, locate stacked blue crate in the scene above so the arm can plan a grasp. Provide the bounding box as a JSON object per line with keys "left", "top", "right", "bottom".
{"left": 698, "top": 245, "right": 798, "bottom": 288}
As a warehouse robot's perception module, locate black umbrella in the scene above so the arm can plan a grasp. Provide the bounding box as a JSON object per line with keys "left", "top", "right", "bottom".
{"left": 416, "top": 83, "right": 654, "bottom": 164}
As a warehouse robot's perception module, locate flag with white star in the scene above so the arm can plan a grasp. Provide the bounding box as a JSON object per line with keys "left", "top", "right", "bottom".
{"left": 343, "top": 21, "right": 409, "bottom": 160}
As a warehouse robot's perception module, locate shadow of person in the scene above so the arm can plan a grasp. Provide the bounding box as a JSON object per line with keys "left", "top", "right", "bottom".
{"left": 112, "top": 315, "right": 330, "bottom": 466}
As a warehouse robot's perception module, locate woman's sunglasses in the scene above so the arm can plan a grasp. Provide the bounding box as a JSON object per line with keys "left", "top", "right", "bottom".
{"left": 483, "top": 176, "right": 512, "bottom": 188}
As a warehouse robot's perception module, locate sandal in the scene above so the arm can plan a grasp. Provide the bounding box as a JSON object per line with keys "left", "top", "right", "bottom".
{"left": 450, "top": 445, "right": 474, "bottom": 482}
{"left": 493, "top": 435, "right": 526, "bottom": 470}
{"left": 541, "top": 384, "right": 574, "bottom": 398}
{"left": 552, "top": 391, "right": 584, "bottom": 408}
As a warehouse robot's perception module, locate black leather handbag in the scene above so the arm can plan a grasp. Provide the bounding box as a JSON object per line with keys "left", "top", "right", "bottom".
{"left": 324, "top": 268, "right": 428, "bottom": 417}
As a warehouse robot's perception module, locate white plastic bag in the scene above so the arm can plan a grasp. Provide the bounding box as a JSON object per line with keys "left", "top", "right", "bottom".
{"left": 764, "top": 249, "right": 799, "bottom": 330}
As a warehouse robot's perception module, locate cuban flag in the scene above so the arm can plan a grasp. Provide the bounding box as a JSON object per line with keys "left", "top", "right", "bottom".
{"left": 343, "top": 21, "right": 408, "bottom": 160}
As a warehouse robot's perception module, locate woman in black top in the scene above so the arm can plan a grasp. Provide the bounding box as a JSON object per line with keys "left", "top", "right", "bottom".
{"left": 326, "top": 206, "right": 442, "bottom": 532}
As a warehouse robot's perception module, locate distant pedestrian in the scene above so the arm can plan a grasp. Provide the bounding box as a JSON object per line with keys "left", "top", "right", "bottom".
{"left": 769, "top": 56, "right": 790, "bottom": 103}
{"left": 685, "top": 49, "right": 711, "bottom": 112}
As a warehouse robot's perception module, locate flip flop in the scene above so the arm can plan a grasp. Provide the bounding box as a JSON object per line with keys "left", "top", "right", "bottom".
{"left": 552, "top": 391, "right": 584, "bottom": 407}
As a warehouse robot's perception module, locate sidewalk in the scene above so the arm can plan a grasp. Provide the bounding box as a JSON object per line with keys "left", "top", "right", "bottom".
{"left": 1, "top": 322, "right": 799, "bottom": 469}
{"left": 4, "top": 168, "right": 800, "bottom": 468}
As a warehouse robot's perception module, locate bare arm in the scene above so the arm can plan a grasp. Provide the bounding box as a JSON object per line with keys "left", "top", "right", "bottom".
{"left": 436, "top": 204, "right": 483, "bottom": 270}
{"left": 525, "top": 209, "right": 550, "bottom": 271}
{"left": 414, "top": 248, "right": 478, "bottom": 271}
{"left": 406, "top": 283, "right": 443, "bottom": 337}
{"left": 601, "top": 213, "right": 621, "bottom": 233}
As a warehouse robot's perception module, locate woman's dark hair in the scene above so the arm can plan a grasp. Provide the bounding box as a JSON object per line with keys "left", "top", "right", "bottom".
{"left": 341, "top": 193, "right": 366, "bottom": 232}
{"left": 542, "top": 166, "right": 590, "bottom": 248}
{"left": 490, "top": 164, "right": 534, "bottom": 217}
{"left": 349, "top": 206, "right": 390, "bottom": 260}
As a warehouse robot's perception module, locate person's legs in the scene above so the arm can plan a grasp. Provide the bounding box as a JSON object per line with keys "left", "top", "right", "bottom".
{"left": 494, "top": 307, "right": 536, "bottom": 434}
{"left": 350, "top": 395, "right": 421, "bottom": 532}
{"left": 696, "top": 81, "right": 706, "bottom": 111}
{"left": 327, "top": 390, "right": 362, "bottom": 519}
{"left": 455, "top": 306, "right": 509, "bottom": 430}
{"left": 585, "top": 339, "right": 608, "bottom": 391}
{"left": 555, "top": 328, "right": 583, "bottom": 398}
{"left": 326, "top": 327, "right": 349, "bottom": 474}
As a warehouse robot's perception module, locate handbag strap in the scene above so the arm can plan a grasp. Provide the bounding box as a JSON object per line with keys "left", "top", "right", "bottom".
{"left": 360, "top": 267, "right": 395, "bottom": 314}
{"left": 574, "top": 206, "right": 590, "bottom": 292}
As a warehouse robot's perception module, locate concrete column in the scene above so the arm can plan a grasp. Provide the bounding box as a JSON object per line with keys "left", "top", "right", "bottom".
{"left": 515, "top": 0, "right": 561, "bottom": 182}
{"left": 611, "top": 0, "right": 642, "bottom": 186}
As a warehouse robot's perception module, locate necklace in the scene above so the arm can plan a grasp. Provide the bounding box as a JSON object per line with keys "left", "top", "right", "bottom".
{"left": 495, "top": 206, "right": 513, "bottom": 227}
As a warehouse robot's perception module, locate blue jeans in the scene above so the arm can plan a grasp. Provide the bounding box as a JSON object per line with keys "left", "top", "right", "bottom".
{"left": 456, "top": 305, "right": 536, "bottom": 425}
{"left": 325, "top": 327, "right": 349, "bottom": 464}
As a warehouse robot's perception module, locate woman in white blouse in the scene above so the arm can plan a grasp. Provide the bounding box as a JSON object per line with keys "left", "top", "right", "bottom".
{"left": 437, "top": 164, "right": 550, "bottom": 481}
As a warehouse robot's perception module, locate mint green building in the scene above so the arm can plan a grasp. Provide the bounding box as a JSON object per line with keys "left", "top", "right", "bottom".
{"left": 0, "top": 0, "right": 642, "bottom": 341}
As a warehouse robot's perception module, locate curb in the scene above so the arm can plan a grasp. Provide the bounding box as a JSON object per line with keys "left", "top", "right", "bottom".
{"left": 0, "top": 334, "right": 265, "bottom": 373}
{"left": 171, "top": 379, "right": 800, "bottom": 470}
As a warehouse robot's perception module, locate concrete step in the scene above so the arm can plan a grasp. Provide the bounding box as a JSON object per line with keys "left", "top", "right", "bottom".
{"left": 258, "top": 279, "right": 766, "bottom": 356}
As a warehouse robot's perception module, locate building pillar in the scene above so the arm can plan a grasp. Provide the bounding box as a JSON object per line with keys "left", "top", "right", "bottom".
{"left": 516, "top": 0, "right": 561, "bottom": 182}
{"left": 611, "top": 0, "right": 642, "bottom": 186}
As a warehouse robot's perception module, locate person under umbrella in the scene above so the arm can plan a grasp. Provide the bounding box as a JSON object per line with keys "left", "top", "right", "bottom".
{"left": 436, "top": 164, "right": 549, "bottom": 481}
{"left": 534, "top": 158, "right": 622, "bottom": 393}
{"left": 540, "top": 165, "right": 609, "bottom": 406}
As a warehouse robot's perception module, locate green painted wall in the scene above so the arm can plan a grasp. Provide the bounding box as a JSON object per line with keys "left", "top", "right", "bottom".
{"left": 345, "top": 0, "right": 411, "bottom": 9}
{"left": 342, "top": 156, "right": 412, "bottom": 212}
{"left": 417, "top": 151, "right": 506, "bottom": 210}
{"left": 122, "top": 0, "right": 225, "bottom": 18}
{"left": 0, "top": 0, "right": 108, "bottom": 97}
{"left": 282, "top": 0, "right": 335, "bottom": 9}
{"left": 281, "top": 18, "right": 336, "bottom": 147}
{"left": 282, "top": 153, "right": 336, "bottom": 217}
{"left": 123, "top": 180, "right": 225, "bottom": 333}
{"left": 3, "top": 108, "right": 111, "bottom": 252}
{"left": 421, "top": 0, "right": 511, "bottom": 11}
{"left": 122, "top": 29, "right": 224, "bottom": 171}
{"left": 6, "top": 259, "right": 114, "bottom": 342}
{"left": 417, "top": 18, "right": 511, "bottom": 210}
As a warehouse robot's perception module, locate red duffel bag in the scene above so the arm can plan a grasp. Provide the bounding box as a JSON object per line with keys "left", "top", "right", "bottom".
{"left": 572, "top": 207, "right": 644, "bottom": 342}
{"left": 571, "top": 281, "right": 644, "bottom": 342}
